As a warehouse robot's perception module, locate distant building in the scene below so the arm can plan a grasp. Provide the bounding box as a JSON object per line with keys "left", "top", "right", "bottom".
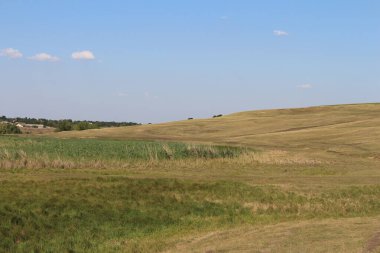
{"left": 15, "top": 123, "right": 45, "bottom": 129}
{"left": 25, "top": 124, "right": 45, "bottom": 129}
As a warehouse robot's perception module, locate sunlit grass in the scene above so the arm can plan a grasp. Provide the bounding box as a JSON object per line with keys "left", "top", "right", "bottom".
{"left": 2, "top": 177, "right": 380, "bottom": 252}
{"left": 0, "top": 136, "right": 248, "bottom": 169}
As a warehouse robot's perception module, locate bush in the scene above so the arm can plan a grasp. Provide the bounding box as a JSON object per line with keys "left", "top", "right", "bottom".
{"left": 0, "top": 124, "right": 21, "bottom": 134}
{"left": 73, "top": 122, "right": 99, "bottom": 131}
{"left": 57, "top": 120, "right": 73, "bottom": 132}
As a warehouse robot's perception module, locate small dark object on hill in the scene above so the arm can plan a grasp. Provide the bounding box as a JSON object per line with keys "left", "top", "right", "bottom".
{"left": 188, "top": 118, "right": 194, "bottom": 120}
{"left": 213, "top": 114, "right": 223, "bottom": 118}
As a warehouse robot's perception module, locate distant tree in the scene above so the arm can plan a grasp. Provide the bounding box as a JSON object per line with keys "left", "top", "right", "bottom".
{"left": 188, "top": 118, "right": 194, "bottom": 120}
{"left": 57, "top": 120, "right": 73, "bottom": 131}
{"left": 213, "top": 114, "right": 223, "bottom": 118}
{"left": 73, "top": 122, "right": 99, "bottom": 131}
{"left": 0, "top": 124, "right": 21, "bottom": 134}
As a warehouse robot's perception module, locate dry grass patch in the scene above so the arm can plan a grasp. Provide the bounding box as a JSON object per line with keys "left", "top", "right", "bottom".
{"left": 237, "top": 150, "right": 324, "bottom": 165}
{"left": 164, "top": 216, "right": 380, "bottom": 253}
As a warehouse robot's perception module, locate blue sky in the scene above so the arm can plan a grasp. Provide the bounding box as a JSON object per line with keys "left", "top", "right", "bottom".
{"left": 0, "top": 0, "right": 379, "bottom": 123}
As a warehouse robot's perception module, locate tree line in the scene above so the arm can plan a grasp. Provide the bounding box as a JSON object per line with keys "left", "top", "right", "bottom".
{"left": 0, "top": 116, "right": 140, "bottom": 132}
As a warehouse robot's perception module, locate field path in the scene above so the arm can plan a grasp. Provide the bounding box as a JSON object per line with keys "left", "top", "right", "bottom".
{"left": 363, "top": 230, "right": 380, "bottom": 253}
{"left": 164, "top": 217, "right": 380, "bottom": 253}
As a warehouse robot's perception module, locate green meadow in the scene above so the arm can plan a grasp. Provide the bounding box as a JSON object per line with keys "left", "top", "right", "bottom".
{"left": 0, "top": 137, "right": 246, "bottom": 169}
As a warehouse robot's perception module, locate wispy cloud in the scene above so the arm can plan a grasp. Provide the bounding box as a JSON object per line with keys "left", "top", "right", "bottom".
{"left": 71, "top": 50, "right": 95, "bottom": 60}
{"left": 117, "top": 92, "right": 128, "bottom": 97}
{"left": 144, "top": 92, "right": 158, "bottom": 99}
{"left": 29, "top": 53, "right": 59, "bottom": 62}
{"left": 298, "top": 84, "right": 313, "bottom": 89}
{"left": 273, "top": 30, "right": 289, "bottom": 36}
{"left": 0, "top": 48, "right": 23, "bottom": 58}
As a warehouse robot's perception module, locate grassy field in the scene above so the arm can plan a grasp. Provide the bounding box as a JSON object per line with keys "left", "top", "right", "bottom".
{"left": 0, "top": 137, "right": 246, "bottom": 169}
{"left": 1, "top": 103, "right": 380, "bottom": 252}
{"left": 52, "top": 103, "right": 380, "bottom": 153}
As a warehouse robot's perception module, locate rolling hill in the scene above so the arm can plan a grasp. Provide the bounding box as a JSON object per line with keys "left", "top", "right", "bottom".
{"left": 53, "top": 103, "right": 380, "bottom": 157}
{"left": 3, "top": 103, "right": 380, "bottom": 252}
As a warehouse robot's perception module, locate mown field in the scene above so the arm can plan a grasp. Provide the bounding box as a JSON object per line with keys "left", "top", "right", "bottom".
{"left": 1, "top": 103, "right": 380, "bottom": 252}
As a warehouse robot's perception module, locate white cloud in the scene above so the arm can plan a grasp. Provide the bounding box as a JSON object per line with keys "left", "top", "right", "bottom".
{"left": 298, "top": 84, "right": 313, "bottom": 89}
{"left": 0, "top": 48, "right": 23, "bottom": 58}
{"left": 273, "top": 30, "right": 289, "bottom": 36}
{"left": 29, "top": 53, "right": 59, "bottom": 62}
{"left": 71, "top": 50, "right": 95, "bottom": 60}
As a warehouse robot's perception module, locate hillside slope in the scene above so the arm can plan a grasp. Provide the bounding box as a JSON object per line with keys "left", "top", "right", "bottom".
{"left": 53, "top": 103, "right": 380, "bottom": 155}
{"left": 12, "top": 103, "right": 380, "bottom": 252}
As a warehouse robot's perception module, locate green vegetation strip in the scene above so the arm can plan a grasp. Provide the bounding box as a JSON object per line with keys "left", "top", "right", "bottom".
{"left": 1, "top": 178, "right": 380, "bottom": 252}
{"left": 0, "top": 136, "right": 246, "bottom": 163}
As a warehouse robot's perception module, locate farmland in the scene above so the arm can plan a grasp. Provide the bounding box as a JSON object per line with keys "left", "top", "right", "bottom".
{"left": 1, "top": 103, "right": 380, "bottom": 252}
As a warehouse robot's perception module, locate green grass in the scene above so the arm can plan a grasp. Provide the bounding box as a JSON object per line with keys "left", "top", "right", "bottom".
{"left": 2, "top": 177, "right": 380, "bottom": 252}
{"left": 0, "top": 136, "right": 247, "bottom": 169}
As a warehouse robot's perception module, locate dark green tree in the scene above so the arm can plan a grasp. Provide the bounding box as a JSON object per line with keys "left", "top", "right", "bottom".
{"left": 0, "top": 124, "right": 21, "bottom": 134}
{"left": 57, "top": 120, "right": 73, "bottom": 131}
{"left": 73, "top": 122, "right": 99, "bottom": 131}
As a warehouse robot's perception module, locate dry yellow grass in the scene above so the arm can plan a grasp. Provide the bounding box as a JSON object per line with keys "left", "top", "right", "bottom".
{"left": 164, "top": 216, "right": 380, "bottom": 253}
{"left": 50, "top": 103, "right": 380, "bottom": 157}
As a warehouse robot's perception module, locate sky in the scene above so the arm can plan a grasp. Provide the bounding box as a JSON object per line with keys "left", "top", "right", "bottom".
{"left": 0, "top": 0, "right": 379, "bottom": 123}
